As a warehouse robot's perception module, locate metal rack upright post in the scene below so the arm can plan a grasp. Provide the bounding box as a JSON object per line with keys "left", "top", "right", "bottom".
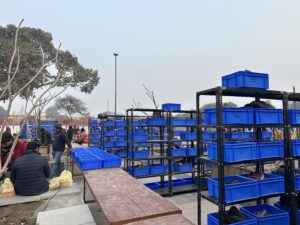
{"left": 196, "top": 87, "right": 299, "bottom": 225}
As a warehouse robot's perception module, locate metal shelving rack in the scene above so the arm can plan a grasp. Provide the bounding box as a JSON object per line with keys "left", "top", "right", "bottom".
{"left": 126, "top": 108, "right": 198, "bottom": 196}
{"left": 196, "top": 86, "right": 300, "bottom": 225}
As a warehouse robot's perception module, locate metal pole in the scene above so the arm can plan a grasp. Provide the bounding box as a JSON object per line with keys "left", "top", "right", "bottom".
{"left": 114, "top": 53, "right": 118, "bottom": 116}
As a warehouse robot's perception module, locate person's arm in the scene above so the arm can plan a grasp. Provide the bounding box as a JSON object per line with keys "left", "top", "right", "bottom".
{"left": 43, "top": 158, "right": 51, "bottom": 178}
{"left": 62, "top": 132, "right": 72, "bottom": 148}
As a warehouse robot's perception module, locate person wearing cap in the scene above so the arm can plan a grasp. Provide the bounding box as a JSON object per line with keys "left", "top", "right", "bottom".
{"left": 1, "top": 132, "right": 27, "bottom": 171}
{"left": 51, "top": 124, "right": 72, "bottom": 177}
{"left": 10, "top": 141, "right": 50, "bottom": 196}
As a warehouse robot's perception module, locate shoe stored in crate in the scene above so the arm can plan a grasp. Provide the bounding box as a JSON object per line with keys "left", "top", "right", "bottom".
{"left": 208, "top": 175, "right": 258, "bottom": 203}
{"left": 222, "top": 70, "right": 269, "bottom": 89}
{"left": 240, "top": 204, "right": 289, "bottom": 225}
{"left": 207, "top": 211, "right": 256, "bottom": 225}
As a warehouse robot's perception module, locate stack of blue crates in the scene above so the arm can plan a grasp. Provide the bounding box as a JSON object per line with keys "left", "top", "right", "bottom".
{"left": 89, "top": 119, "right": 101, "bottom": 144}
{"left": 27, "top": 121, "right": 57, "bottom": 140}
{"left": 70, "top": 147, "right": 121, "bottom": 170}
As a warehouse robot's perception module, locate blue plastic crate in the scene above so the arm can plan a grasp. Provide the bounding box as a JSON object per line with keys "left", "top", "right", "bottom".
{"left": 240, "top": 204, "right": 289, "bottom": 225}
{"left": 274, "top": 202, "right": 300, "bottom": 225}
{"left": 90, "top": 137, "right": 101, "bottom": 143}
{"left": 115, "top": 121, "right": 125, "bottom": 127}
{"left": 202, "top": 131, "right": 215, "bottom": 140}
{"left": 173, "top": 163, "right": 192, "bottom": 172}
{"left": 292, "top": 140, "right": 300, "bottom": 156}
{"left": 171, "top": 118, "right": 187, "bottom": 126}
{"left": 114, "top": 151, "right": 126, "bottom": 158}
{"left": 186, "top": 147, "right": 197, "bottom": 156}
{"left": 167, "top": 148, "right": 186, "bottom": 157}
{"left": 162, "top": 103, "right": 181, "bottom": 111}
{"left": 254, "top": 109, "right": 283, "bottom": 124}
{"left": 232, "top": 132, "right": 254, "bottom": 139}
{"left": 207, "top": 211, "right": 256, "bottom": 225}
{"left": 241, "top": 173, "right": 284, "bottom": 197}
{"left": 116, "top": 130, "right": 126, "bottom": 136}
{"left": 262, "top": 131, "right": 272, "bottom": 139}
{"left": 289, "top": 110, "right": 300, "bottom": 124}
{"left": 222, "top": 71, "right": 269, "bottom": 89}
{"left": 208, "top": 175, "right": 258, "bottom": 203}
{"left": 207, "top": 142, "right": 257, "bottom": 163}
{"left": 149, "top": 164, "right": 168, "bottom": 175}
{"left": 257, "top": 141, "right": 284, "bottom": 159}
{"left": 204, "top": 108, "right": 254, "bottom": 125}
{"left": 90, "top": 130, "right": 100, "bottom": 135}
{"left": 186, "top": 118, "right": 196, "bottom": 126}
{"left": 114, "top": 141, "right": 126, "bottom": 147}
{"left": 128, "top": 149, "right": 149, "bottom": 159}
{"left": 272, "top": 171, "right": 300, "bottom": 191}
{"left": 103, "top": 130, "right": 117, "bottom": 137}
{"left": 89, "top": 120, "right": 99, "bottom": 127}
{"left": 78, "top": 158, "right": 103, "bottom": 170}
{"left": 104, "top": 142, "right": 114, "bottom": 148}
{"left": 103, "top": 121, "right": 116, "bottom": 127}
{"left": 129, "top": 134, "right": 148, "bottom": 141}
{"left": 133, "top": 120, "right": 147, "bottom": 126}
{"left": 180, "top": 132, "right": 197, "bottom": 141}
{"left": 147, "top": 118, "right": 166, "bottom": 126}
{"left": 102, "top": 158, "right": 121, "bottom": 168}
{"left": 128, "top": 166, "right": 149, "bottom": 177}
{"left": 144, "top": 182, "right": 161, "bottom": 190}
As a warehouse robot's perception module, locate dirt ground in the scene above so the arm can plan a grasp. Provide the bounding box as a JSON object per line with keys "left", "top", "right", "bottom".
{"left": 0, "top": 201, "right": 43, "bottom": 225}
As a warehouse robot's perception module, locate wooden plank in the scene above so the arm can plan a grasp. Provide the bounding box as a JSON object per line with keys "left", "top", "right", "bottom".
{"left": 83, "top": 168, "right": 182, "bottom": 225}
{"left": 124, "top": 214, "right": 195, "bottom": 225}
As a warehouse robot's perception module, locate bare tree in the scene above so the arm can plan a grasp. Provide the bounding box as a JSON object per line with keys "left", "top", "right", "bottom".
{"left": 0, "top": 20, "right": 65, "bottom": 176}
{"left": 142, "top": 84, "right": 159, "bottom": 109}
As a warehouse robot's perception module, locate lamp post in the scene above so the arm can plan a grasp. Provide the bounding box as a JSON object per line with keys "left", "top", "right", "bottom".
{"left": 113, "top": 53, "right": 118, "bottom": 116}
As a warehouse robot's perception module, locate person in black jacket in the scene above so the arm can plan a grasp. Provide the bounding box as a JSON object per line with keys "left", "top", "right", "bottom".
{"left": 66, "top": 125, "right": 73, "bottom": 142}
{"left": 40, "top": 128, "right": 52, "bottom": 146}
{"left": 10, "top": 141, "right": 50, "bottom": 196}
{"left": 51, "top": 124, "right": 72, "bottom": 177}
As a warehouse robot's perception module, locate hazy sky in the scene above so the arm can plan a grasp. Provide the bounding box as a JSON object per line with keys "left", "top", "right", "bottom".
{"left": 1, "top": 0, "right": 300, "bottom": 116}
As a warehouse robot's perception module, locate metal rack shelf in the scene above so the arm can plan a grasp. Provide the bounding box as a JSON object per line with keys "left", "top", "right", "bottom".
{"left": 196, "top": 86, "right": 299, "bottom": 225}
{"left": 126, "top": 107, "right": 198, "bottom": 196}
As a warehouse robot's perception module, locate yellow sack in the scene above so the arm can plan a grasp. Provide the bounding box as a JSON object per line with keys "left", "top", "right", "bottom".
{"left": 49, "top": 177, "right": 60, "bottom": 191}
{"left": 0, "top": 178, "right": 16, "bottom": 198}
{"left": 59, "top": 170, "right": 73, "bottom": 188}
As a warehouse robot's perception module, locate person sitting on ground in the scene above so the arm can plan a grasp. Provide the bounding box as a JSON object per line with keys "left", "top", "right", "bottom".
{"left": 75, "top": 128, "right": 88, "bottom": 145}
{"left": 40, "top": 128, "right": 52, "bottom": 146}
{"left": 1, "top": 132, "right": 27, "bottom": 171}
{"left": 66, "top": 125, "right": 73, "bottom": 142}
{"left": 10, "top": 141, "right": 50, "bottom": 196}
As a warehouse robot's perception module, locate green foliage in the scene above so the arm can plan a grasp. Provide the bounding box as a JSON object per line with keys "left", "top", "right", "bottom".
{"left": 55, "top": 95, "right": 89, "bottom": 119}
{"left": 45, "top": 106, "right": 61, "bottom": 117}
{"left": 0, "top": 24, "right": 100, "bottom": 99}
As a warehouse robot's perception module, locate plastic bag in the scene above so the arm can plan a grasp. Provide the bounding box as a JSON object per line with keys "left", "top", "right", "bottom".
{"left": 59, "top": 170, "right": 73, "bottom": 188}
{"left": 0, "top": 178, "right": 16, "bottom": 198}
{"left": 49, "top": 177, "right": 60, "bottom": 191}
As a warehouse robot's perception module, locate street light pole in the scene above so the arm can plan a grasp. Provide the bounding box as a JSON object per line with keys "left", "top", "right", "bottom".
{"left": 114, "top": 53, "right": 118, "bottom": 116}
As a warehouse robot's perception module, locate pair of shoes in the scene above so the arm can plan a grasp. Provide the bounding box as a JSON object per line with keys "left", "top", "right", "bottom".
{"left": 222, "top": 206, "right": 246, "bottom": 224}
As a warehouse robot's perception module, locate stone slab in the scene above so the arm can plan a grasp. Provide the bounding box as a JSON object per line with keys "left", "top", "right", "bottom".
{"left": 83, "top": 168, "right": 181, "bottom": 225}
{"left": 124, "top": 214, "right": 195, "bottom": 225}
{"left": 36, "top": 204, "right": 95, "bottom": 225}
{"left": 0, "top": 183, "right": 81, "bottom": 206}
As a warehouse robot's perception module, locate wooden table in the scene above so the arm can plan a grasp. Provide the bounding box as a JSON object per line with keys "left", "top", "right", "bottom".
{"left": 83, "top": 168, "right": 182, "bottom": 225}
{"left": 124, "top": 214, "right": 194, "bottom": 225}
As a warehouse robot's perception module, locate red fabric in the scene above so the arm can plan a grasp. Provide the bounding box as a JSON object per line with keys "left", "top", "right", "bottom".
{"left": 1, "top": 140, "right": 27, "bottom": 169}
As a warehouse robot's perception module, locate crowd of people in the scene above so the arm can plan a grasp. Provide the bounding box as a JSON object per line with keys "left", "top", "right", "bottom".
{"left": 0, "top": 124, "right": 89, "bottom": 197}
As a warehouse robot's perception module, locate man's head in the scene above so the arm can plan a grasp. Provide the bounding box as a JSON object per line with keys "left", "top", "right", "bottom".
{"left": 55, "top": 124, "right": 62, "bottom": 133}
{"left": 69, "top": 125, "right": 72, "bottom": 129}
{"left": 81, "top": 128, "right": 85, "bottom": 132}
{"left": 40, "top": 128, "right": 45, "bottom": 133}
{"left": 1, "top": 133, "right": 13, "bottom": 150}
{"left": 26, "top": 141, "right": 38, "bottom": 152}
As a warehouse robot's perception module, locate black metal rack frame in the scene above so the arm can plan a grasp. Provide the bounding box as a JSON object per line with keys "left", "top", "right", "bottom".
{"left": 126, "top": 108, "right": 198, "bottom": 196}
{"left": 196, "top": 86, "right": 299, "bottom": 225}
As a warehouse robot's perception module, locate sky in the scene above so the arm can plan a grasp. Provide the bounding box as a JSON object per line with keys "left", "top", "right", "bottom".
{"left": 1, "top": 0, "right": 300, "bottom": 116}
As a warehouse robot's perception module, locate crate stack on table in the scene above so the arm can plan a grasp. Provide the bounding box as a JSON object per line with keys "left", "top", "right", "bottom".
{"left": 70, "top": 146, "right": 121, "bottom": 170}
{"left": 126, "top": 104, "right": 199, "bottom": 196}
{"left": 197, "top": 70, "right": 300, "bottom": 225}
